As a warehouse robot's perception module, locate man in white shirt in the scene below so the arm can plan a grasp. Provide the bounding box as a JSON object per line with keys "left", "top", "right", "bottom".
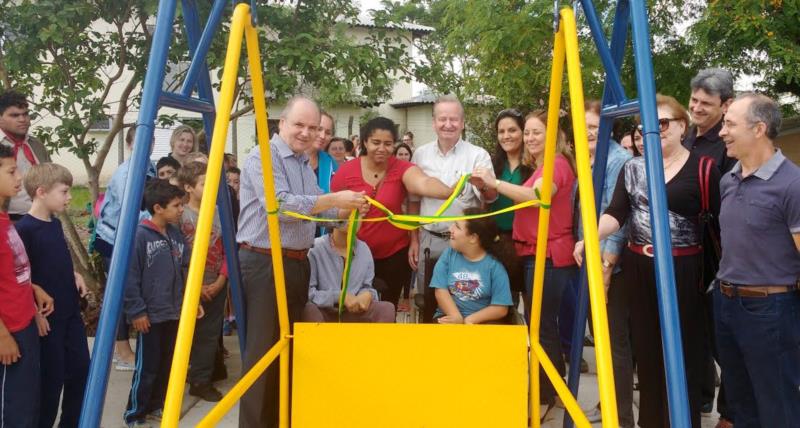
{"left": 408, "top": 94, "right": 497, "bottom": 322}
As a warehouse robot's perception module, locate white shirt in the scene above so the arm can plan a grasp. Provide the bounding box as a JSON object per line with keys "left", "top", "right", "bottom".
{"left": 411, "top": 139, "right": 494, "bottom": 233}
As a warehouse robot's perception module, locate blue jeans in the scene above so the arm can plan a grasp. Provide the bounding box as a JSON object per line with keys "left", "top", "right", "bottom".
{"left": 713, "top": 287, "right": 800, "bottom": 428}
{"left": 522, "top": 256, "right": 578, "bottom": 402}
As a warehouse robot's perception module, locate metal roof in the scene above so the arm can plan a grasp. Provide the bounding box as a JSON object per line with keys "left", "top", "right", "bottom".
{"left": 352, "top": 12, "right": 434, "bottom": 34}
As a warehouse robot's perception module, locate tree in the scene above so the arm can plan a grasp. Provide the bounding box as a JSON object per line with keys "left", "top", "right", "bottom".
{"left": 0, "top": 0, "right": 416, "bottom": 293}
{"left": 690, "top": 0, "right": 800, "bottom": 105}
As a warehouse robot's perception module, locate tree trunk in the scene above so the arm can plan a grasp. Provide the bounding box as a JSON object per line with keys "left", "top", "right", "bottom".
{"left": 58, "top": 212, "right": 102, "bottom": 294}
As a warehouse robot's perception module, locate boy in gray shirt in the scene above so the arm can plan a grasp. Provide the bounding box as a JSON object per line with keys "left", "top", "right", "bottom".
{"left": 301, "top": 209, "right": 395, "bottom": 323}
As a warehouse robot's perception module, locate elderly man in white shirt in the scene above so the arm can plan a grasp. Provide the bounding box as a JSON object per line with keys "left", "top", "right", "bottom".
{"left": 408, "top": 94, "right": 498, "bottom": 322}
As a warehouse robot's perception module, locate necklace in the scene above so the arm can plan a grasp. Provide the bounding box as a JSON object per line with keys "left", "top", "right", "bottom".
{"left": 662, "top": 151, "right": 686, "bottom": 171}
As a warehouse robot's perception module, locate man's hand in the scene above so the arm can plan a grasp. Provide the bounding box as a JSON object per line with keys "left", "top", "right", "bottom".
{"left": 0, "top": 333, "right": 20, "bottom": 365}
{"left": 408, "top": 238, "right": 419, "bottom": 271}
{"left": 132, "top": 315, "right": 150, "bottom": 333}
{"left": 75, "top": 272, "right": 89, "bottom": 298}
{"left": 437, "top": 314, "right": 464, "bottom": 324}
{"left": 334, "top": 190, "right": 368, "bottom": 210}
{"left": 32, "top": 284, "right": 54, "bottom": 317}
{"left": 34, "top": 313, "right": 50, "bottom": 337}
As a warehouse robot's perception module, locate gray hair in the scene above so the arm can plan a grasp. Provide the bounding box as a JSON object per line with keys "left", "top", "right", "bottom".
{"left": 432, "top": 94, "right": 464, "bottom": 118}
{"left": 280, "top": 95, "right": 319, "bottom": 119}
{"left": 737, "top": 92, "right": 782, "bottom": 140}
{"left": 690, "top": 68, "right": 735, "bottom": 102}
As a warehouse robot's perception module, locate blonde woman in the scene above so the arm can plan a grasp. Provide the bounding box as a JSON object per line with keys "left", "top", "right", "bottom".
{"left": 168, "top": 124, "right": 197, "bottom": 165}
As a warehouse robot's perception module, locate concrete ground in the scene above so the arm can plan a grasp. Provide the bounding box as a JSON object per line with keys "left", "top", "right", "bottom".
{"left": 94, "top": 331, "right": 723, "bottom": 427}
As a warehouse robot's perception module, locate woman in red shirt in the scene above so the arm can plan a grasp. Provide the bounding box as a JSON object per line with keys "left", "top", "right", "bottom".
{"left": 331, "top": 117, "right": 452, "bottom": 307}
{"left": 472, "top": 110, "right": 577, "bottom": 407}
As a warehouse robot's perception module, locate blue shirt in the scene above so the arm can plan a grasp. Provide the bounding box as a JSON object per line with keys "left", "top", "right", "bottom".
{"left": 96, "top": 158, "right": 156, "bottom": 245}
{"left": 307, "top": 235, "right": 378, "bottom": 308}
{"left": 717, "top": 150, "right": 800, "bottom": 285}
{"left": 430, "top": 247, "right": 512, "bottom": 318}
{"left": 15, "top": 215, "right": 79, "bottom": 320}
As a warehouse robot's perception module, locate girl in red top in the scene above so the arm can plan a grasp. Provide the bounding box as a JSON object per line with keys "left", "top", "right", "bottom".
{"left": 472, "top": 110, "right": 577, "bottom": 407}
{"left": 331, "top": 117, "right": 452, "bottom": 306}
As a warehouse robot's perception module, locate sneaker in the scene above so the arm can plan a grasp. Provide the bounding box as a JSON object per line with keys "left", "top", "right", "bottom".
{"left": 584, "top": 404, "right": 602, "bottom": 423}
{"left": 115, "top": 360, "right": 135, "bottom": 371}
{"left": 701, "top": 401, "right": 714, "bottom": 414}
{"left": 189, "top": 383, "right": 223, "bottom": 402}
{"left": 146, "top": 409, "right": 162, "bottom": 421}
{"left": 125, "top": 419, "right": 151, "bottom": 428}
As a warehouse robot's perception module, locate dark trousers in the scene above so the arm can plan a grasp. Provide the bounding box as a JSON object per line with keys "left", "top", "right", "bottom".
{"left": 523, "top": 257, "right": 577, "bottom": 403}
{"left": 374, "top": 246, "right": 411, "bottom": 306}
{"left": 238, "top": 249, "right": 310, "bottom": 428}
{"left": 623, "top": 250, "right": 705, "bottom": 428}
{"left": 713, "top": 287, "right": 800, "bottom": 428}
{"left": 558, "top": 273, "right": 581, "bottom": 356}
{"left": 99, "top": 249, "right": 130, "bottom": 342}
{"left": 607, "top": 271, "right": 635, "bottom": 428}
{"left": 189, "top": 281, "right": 227, "bottom": 386}
{"left": 39, "top": 314, "right": 90, "bottom": 428}
{"left": 416, "top": 230, "right": 449, "bottom": 323}
{"left": 124, "top": 320, "right": 178, "bottom": 423}
{"left": 701, "top": 290, "right": 730, "bottom": 420}
{"left": 1, "top": 321, "right": 40, "bottom": 428}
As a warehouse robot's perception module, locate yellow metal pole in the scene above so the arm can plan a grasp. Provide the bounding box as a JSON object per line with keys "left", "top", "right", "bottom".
{"left": 529, "top": 19, "right": 566, "bottom": 426}
{"left": 560, "top": 8, "right": 619, "bottom": 427}
{"left": 532, "top": 345, "right": 591, "bottom": 428}
{"left": 160, "top": 4, "right": 250, "bottom": 427}
{"left": 197, "top": 339, "right": 290, "bottom": 427}
{"left": 244, "top": 14, "right": 292, "bottom": 428}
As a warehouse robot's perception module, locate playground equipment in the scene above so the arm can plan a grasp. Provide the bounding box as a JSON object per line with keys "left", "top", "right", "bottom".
{"left": 79, "top": 1, "right": 691, "bottom": 427}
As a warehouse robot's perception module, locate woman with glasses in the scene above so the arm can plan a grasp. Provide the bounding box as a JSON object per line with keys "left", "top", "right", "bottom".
{"left": 472, "top": 110, "right": 577, "bottom": 409}
{"left": 573, "top": 94, "right": 720, "bottom": 428}
{"left": 488, "top": 109, "right": 531, "bottom": 307}
{"left": 330, "top": 117, "right": 452, "bottom": 307}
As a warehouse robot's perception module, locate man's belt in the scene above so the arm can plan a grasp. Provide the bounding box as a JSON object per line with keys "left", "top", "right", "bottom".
{"left": 240, "top": 242, "right": 308, "bottom": 261}
{"left": 424, "top": 229, "right": 451, "bottom": 240}
{"left": 627, "top": 243, "right": 702, "bottom": 258}
{"left": 719, "top": 281, "right": 799, "bottom": 298}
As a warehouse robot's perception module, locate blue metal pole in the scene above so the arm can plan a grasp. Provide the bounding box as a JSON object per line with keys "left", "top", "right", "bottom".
{"left": 180, "top": 0, "right": 228, "bottom": 97}
{"left": 78, "top": 1, "right": 178, "bottom": 426}
{"left": 563, "top": 2, "right": 629, "bottom": 427}
{"left": 181, "top": 0, "right": 247, "bottom": 355}
{"left": 629, "top": 1, "right": 691, "bottom": 426}
{"left": 579, "top": 0, "right": 628, "bottom": 104}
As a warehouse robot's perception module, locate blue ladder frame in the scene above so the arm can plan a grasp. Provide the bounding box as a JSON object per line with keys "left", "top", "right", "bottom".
{"left": 79, "top": 1, "right": 249, "bottom": 426}
{"left": 563, "top": 1, "right": 691, "bottom": 427}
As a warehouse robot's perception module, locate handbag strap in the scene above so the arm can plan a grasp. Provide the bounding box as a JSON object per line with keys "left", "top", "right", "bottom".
{"left": 698, "top": 156, "right": 715, "bottom": 215}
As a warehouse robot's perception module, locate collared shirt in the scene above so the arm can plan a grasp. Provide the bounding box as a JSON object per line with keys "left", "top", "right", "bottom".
{"left": 410, "top": 139, "right": 494, "bottom": 233}
{"left": 0, "top": 133, "right": 47, "bottom": 215}
{"left": 236, "top": 134, "right": 330, "bottom": 250}
{"left": 96, "top": 158, "right": 156, "bottom": 245}
{"left": 717, "top": 150, "right": 800, "bottom": 285}
{"left": 307, "top": 235, "right": 378, "bottom": 308}
{"left": 683, "top": 120, "right": 737, "bottom": 175}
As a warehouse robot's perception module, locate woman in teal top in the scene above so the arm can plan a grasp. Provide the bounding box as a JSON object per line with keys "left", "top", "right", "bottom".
{"left": 489, "top": 109, "right": 531, "bottom": 300}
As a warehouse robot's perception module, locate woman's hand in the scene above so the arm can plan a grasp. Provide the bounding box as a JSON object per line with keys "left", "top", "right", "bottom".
{"left": 470, "top": 167, "right": 496, "bottom": 190}
{"left": 573, "top": 241, "right": 585, "bottom": 266}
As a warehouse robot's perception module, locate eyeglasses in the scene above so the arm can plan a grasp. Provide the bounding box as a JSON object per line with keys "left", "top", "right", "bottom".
{"left": 635, "top": 118, "right": 681, "bottom": 135}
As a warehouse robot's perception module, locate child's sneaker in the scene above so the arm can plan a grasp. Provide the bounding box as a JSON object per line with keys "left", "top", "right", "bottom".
{"left": 124, "top": 419, "right": 151, "bottom": 428}
{"left": 146, "top": 409, "right": 162, "bottom": 422}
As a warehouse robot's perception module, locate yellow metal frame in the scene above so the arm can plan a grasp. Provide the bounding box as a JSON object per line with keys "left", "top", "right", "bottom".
{"left": 528, "top": 7, "right": 619, "bottom": 427}
{"left": 161, "top": 5, "right": 617, "bottom": 428}
{"left": 161, "top": 4, "right": 292, "bottom": 427}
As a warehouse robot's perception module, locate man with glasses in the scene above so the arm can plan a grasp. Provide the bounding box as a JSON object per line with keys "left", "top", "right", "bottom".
{"left": 408, "top": 94, "right": 496, "bottom": 323}
{"left": 715, "top": 93, "right": 800, "bottom": 428}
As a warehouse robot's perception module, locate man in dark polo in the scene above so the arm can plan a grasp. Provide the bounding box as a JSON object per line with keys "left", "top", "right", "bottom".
{"left": 715, "top": 93, "right": 800, "bottom": 428}
{"left": 684, "top": 68, "right": 737, "bottom": 174}
{"left": 236, "top": 95, "right": 367, "bottom": 428}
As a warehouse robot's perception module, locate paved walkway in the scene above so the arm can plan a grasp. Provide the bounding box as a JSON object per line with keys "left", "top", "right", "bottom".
{"left": 94, "top": 334, "right": 723, "bottom": 427}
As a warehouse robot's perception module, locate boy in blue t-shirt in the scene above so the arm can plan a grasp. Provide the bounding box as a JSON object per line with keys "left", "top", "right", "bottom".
{"left": 431, "top": 210, "right": 513, "bottom": 324}
{"left": 15, "top": 162, "right": 90, "bottom": 428}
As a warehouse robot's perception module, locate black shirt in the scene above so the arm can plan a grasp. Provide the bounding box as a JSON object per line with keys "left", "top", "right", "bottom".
{"left": 682, "top": 119, "right": 737, "bottom": 175}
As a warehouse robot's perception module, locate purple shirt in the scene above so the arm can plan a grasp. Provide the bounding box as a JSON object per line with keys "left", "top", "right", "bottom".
{"left": 717, "top": 150, "right": 800, "bottom": 285}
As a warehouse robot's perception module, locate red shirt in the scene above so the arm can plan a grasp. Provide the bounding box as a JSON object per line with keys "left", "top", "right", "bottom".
{"left": 331, "top": 157, "right": 414, "bottom": 259}
{"left": 0, "top": 213, "right": 36, "bottom": 332}
{"left": 512, "top": 155, "right": 577, "bottom": 267}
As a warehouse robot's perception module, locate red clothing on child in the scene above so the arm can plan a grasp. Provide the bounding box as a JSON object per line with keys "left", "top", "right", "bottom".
{"left": 512, "top": 155, "right": 577, "bottom": 267}
{"left": 0, "top": 212, "right": 35, "bottom": 332}
{"left": 330, "top": 157, "right": 414, "bottom": 259}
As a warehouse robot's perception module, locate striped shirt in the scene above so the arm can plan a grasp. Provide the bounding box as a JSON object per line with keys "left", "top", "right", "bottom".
{"left": 236, "top": 134, "right": 332, "bottom": 250}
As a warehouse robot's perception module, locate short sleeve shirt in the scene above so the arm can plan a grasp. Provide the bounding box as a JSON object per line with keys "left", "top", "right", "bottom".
{"left": 717, "top": 151, "right": 800, "bottom": 285}
{"left": 330, "top": 157, "right": 414, "bottom": 259}
{"left": 512, "top": 155, "right": 577, "bottom": 266}
{"left": 430, "top": 247, "right": 512, "bottom": 318}
{"left": 0, "top": 212, "right": 35, "bottom": 332}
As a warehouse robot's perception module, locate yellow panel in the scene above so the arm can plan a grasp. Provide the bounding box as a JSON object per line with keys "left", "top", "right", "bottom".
{"left": 292, "top": 323, "right": 529, "bottom": 428}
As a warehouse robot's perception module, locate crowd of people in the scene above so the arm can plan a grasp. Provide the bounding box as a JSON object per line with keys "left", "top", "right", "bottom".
{"left": 0, "top": 65, "right": 797, "bottom": 428}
